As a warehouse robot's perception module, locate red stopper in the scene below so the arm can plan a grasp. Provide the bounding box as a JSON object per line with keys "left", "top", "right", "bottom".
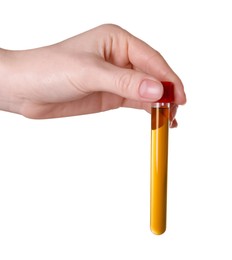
{"left": 157, "top": 81, "right": 175, "bottom": 103}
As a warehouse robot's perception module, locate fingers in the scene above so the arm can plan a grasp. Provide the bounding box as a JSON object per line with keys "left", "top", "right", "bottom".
{"left": 76, "top": 24, "right": 186, "bottom": 105}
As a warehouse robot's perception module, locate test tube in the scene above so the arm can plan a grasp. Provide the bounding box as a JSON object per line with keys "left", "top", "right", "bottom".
{"left": 150, "top": 81, "right": 174, "bottom": 235}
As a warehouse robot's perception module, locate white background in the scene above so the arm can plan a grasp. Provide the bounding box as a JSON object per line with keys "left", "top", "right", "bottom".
{"left": 1, "top": 0, "right": 232, "bottom": 259}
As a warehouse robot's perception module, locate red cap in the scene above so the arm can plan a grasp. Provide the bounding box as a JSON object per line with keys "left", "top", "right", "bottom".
{"left": 156, "top": 81, "right": 174, "bottom": 103}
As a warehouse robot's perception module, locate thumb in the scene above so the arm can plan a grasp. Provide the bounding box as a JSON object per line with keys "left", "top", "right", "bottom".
{"left": 137, "top": 78, "right": 164, "bottom": 101}
{"left": 87, "top": 62, "right": 164, "bottom": 102}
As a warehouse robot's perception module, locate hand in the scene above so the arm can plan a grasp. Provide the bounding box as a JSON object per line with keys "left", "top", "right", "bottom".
{"left": 0, "top": 24, "right": 186, "bottom": 121}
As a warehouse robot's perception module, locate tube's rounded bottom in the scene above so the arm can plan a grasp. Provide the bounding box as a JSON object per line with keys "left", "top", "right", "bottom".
{"left": 150, "top": 226, "right": 166, "bottom": 235}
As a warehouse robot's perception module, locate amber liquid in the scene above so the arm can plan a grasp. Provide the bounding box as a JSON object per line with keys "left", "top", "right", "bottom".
{"left": 150, "top": 106, "right": 169, "bottom": 235}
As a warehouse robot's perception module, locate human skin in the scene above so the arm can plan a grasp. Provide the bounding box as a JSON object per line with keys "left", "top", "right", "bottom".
{"left": 0, "top": 24, "right": 186, "bottom": 125}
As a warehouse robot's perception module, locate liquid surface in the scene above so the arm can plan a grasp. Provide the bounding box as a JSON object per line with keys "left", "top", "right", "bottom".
{"left": 150, "top": 107, "right": 169, "bottom": 235}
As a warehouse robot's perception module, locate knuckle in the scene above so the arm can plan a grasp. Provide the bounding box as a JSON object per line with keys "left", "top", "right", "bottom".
{"left": 99, "top": 23, "right": 122, "bottom": 32}
{"left": 115, "top": 72, "right": 134, "bottom": 96}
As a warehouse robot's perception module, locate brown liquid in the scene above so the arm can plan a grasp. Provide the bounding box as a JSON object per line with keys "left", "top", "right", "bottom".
{"left": 150, "top": 106, "right": 169, "bottom": 235}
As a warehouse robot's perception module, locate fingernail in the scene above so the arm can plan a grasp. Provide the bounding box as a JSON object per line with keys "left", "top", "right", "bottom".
{"left": 170, "top": 104, "right": 178, "bottom": 122}
{"left": 170, "top": 118, "right": 178, "bottom": 128}
{"left": 139, "top": 79, "right": 163, "bottom": 100}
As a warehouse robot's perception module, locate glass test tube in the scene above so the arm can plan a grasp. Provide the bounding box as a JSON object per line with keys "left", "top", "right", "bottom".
{"left": 150, "top": 82, "right": 174, "bottom": 235}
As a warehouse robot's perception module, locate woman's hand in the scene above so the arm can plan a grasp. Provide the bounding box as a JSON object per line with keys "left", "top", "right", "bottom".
{"left": 0, "top": 24, "right": 186, "bottom": 121}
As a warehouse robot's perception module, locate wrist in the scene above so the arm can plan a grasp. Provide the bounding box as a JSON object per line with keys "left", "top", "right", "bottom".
{"left": 0, "top": 49, "right": 24, "bottom": 115}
